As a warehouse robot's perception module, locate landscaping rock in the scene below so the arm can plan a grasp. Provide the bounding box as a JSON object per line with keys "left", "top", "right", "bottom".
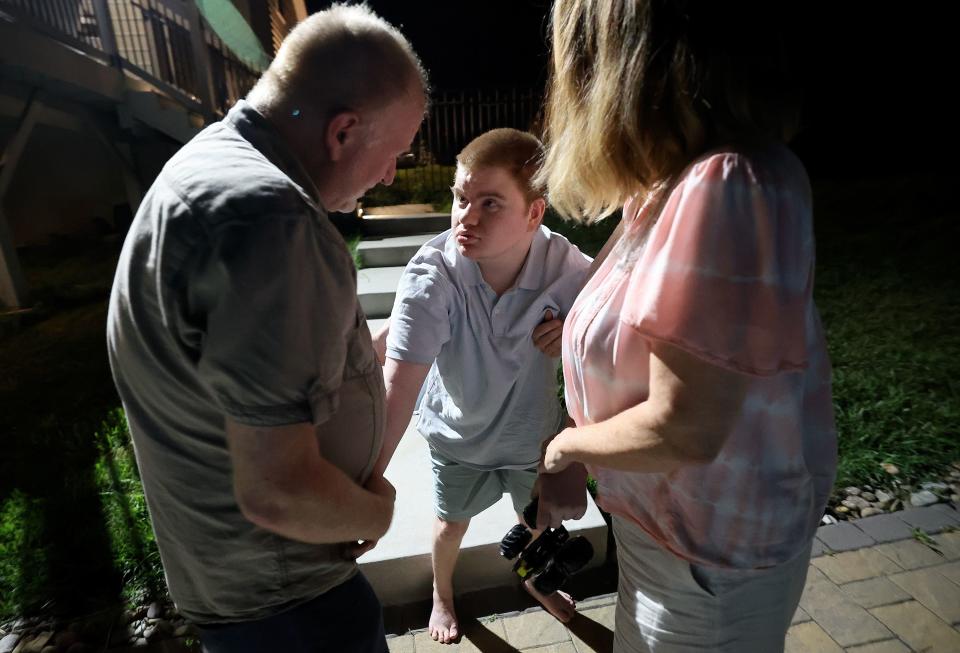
{"left": 40, "top": 646, "right": 56, "bottom": 653}
{"left": 910, "top": 490, "right": 940, "bottom": 507}
{"left": 860, "top": 491, "right": 877, "bottom": 502}
{"left": 921, "top": 481, "right": 949, "bottom": 493}
{"left": 146, "top": 603, "right": 162, "bottom": 620}
{"left": 134, "top": 637, "right": 148, "bottom": 647}
{"left": 0, "top": 634, "right": 19, "bottom": 653}
{"left": 842, "top": 496, "right": 870, "bottom": 511}
{"left": 881, "top": 463, "right": 899, "bottom": 475}
{"left": 109, "top": 626, "right": 134, "bottom": 647}
{"left": 19, "top": 631, "right": 53, "bottom": 653}
{"left": 144, "top": 620, "right": 172, "bottom": 642}
{"left": 821, "top": 515, "right": 838, "bottom": 525}
{"left": 860, "top": 507, "right": 883, "bottom": 518}
{"left": 53, "top": 630, "right": 80, "bottom": 648}
{"left": 844, "top": 486, "right": 861, "bottom": 496}
{"left": 875, "top": 490, "right": 893, "bottom": 504}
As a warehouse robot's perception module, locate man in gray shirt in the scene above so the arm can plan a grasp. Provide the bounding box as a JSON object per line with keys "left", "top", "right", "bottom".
{"left": 106, "top": 5, "right": 427, "bottom": 652}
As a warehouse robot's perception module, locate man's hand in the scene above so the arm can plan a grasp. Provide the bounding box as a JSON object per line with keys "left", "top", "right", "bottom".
{"left": 345, "top": 473, "right": 396, "bottom": 559}
{"left": 534, "top": 460, "right": 588, "bottom": 530}
{"left": 227, "top": 419, "right": 396, "bottom": 544}
{"left": 532, "top": 310, "right": 564, "bottom": 358}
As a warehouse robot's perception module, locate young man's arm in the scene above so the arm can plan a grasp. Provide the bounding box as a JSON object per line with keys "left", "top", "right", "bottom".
{"left": 227, "top": 418, "right": 395, "bottom": 544}
{"left": 371, "top": 319, "right": 391, "bottom": 365}
{"left": 371, "top": 356, "right": 432, "bottom": 477}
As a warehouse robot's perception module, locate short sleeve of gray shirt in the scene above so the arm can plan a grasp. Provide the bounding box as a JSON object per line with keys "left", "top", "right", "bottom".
{"left": 385, "top": 256, "right": 453, "bottom": 365}
{"left": 189, "top": 212, "right": 353, "bottom": 427}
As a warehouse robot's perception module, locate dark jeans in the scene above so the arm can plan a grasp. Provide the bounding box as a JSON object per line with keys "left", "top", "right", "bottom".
{"left": 198, "top": 572, "right": 388, "bottom": 653}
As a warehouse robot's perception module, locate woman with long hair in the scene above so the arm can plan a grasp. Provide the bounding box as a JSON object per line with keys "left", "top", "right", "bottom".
{"left": 536, "top": 2, "right": 837, "bottom": 650}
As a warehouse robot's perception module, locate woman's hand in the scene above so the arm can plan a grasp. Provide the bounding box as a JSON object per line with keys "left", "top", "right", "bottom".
{"left": 534, "top": 461, "right": 589, "bottom": 530}
{"left": 541, "top": 428, "right": 574, "bottom": 474}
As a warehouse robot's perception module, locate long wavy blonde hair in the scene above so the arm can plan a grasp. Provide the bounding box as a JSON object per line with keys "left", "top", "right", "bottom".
{"left": 538, "top": 0, "right": 802, "bottom": 222}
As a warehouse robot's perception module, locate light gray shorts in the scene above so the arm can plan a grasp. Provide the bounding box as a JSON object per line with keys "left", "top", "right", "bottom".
{"left": 612, "top": 515, "right": 812, "bottom": 652}
{"left": 429, "top": 446, "right": 538, "bottom": 523}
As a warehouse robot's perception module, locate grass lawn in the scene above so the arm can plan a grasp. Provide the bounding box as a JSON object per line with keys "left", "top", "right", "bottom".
{"left": 0, "top": 171, "right": 956, "bottom": 622}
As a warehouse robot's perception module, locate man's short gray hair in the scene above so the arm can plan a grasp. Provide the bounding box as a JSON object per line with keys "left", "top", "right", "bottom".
{"left": 248, "top": 3, "right": 429, "bottom": 118}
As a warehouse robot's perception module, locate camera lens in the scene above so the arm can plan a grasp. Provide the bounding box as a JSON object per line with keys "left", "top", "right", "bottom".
{"left": 532, "top": 561, "right": 567, "bottom": 595}
{"left": 499, "top": 523, "right": 532, "bottom": 559}
{"left": 555, "top": 537, "right": 594, "bottom": 575}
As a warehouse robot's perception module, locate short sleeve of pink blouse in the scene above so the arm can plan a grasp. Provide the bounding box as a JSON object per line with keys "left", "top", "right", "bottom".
{"left": 620, "top": 151, "right": 814, "bottom": 376}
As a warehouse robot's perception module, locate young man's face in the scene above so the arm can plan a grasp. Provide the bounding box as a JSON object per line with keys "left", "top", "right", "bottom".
{"left": 450, "top": 165, "right": 542, "bottom": 264}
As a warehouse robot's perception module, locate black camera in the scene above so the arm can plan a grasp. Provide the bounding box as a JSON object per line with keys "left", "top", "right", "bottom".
{"left": 498, "top": 497, "right": 594, "bottom": 595}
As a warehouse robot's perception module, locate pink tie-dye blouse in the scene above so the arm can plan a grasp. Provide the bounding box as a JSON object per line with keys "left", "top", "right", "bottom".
{"left": 562, "top": 146, "right": 837, "bottom": 569}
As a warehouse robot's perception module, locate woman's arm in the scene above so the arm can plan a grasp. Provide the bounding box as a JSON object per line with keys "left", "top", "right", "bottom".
{"left": 543, "top": 339, "right": 749, "bottom": 474}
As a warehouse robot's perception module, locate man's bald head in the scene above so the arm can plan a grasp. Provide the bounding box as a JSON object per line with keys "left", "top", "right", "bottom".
{"left": 247, "top": 3, "right": 429, "bottom": 120}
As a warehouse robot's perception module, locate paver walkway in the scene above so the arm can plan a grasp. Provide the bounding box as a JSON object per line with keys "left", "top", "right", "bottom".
{"left": 387, "top": 505, "right": 960, "bottom": 652}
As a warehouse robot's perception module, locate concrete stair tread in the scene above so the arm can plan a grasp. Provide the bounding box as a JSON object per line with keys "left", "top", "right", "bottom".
{"left": 366, "top": 317, "right": 388, "bottom": 335}
{"left": 357, "top": 233, "right": 441, "bottom": 268}
{"left": 361, "top": 213, "right": 449, "bottom": 238}
{"left": 363, "top": 212, "right": 449, "bottom": 220}
{"left": 357, "top": 266, "right": 406, "bottom": 318}
{"left": 357, "top": 233, "right": 438, "bottom": 250}
{"left": 357, "top": 266, "right": 406, "bottom": 290}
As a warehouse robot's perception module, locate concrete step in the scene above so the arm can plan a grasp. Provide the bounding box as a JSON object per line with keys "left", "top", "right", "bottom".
{"left": 357, "top": 233, "right": 437, "bottom": 268}
{"left": 357, "top": 266, "right": 405, "bottom": 318}
{"left": 361, "top": 213, "right": 449, "bottom": 238}
{"left": 359, "top": 416, "right": 609, "bottom": 607}
{"left": 366, "top": 317, "right": 388, "bottom": 337}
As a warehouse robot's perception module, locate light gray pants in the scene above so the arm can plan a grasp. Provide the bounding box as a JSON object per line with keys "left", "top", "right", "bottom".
{"left": 612, "top": 515, "right": 811, "bottom": 653}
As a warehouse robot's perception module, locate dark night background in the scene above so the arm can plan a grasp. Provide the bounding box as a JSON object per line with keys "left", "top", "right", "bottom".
{"left": 1, "top": 0, "right": 958, "bottom": 634}
{"left": 307, "top": 0, "right": 956, "bottom": 180}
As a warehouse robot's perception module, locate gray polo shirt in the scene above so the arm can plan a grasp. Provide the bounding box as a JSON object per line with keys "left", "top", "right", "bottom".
{"left": 106, "top": 101, "right": 384, "bottom": 624}
{"left": 386, "top": 228, "right": 591, "bottom": 470}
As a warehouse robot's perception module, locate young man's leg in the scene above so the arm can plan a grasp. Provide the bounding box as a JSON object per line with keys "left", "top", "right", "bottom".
{"left": 504, "top": 468, "right": 578, "bottom": 623}
{"left": 430, "top": 516, "right": 470, "bottom": 643}
{"left": 428, "top": 447, "right": 504, "bottom": 644}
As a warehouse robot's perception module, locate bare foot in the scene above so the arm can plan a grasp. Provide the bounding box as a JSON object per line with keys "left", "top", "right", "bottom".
{"left": 429, "top": 592, "right": 460, "bottom": 644}
{"left": 524, "top": 579, "right": 577, "bottom": 623}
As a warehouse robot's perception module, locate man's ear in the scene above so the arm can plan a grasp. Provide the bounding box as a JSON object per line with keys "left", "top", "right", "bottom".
{"left": 325, "top": 111, "right": 361, "bottom": 162}
{"left": 527, "top": 197, "right": 547, "bottom": 231}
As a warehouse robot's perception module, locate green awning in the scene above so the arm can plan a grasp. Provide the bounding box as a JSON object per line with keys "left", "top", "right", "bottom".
{"left": 193, "top": 0, "right": 271, "bottom": 71}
